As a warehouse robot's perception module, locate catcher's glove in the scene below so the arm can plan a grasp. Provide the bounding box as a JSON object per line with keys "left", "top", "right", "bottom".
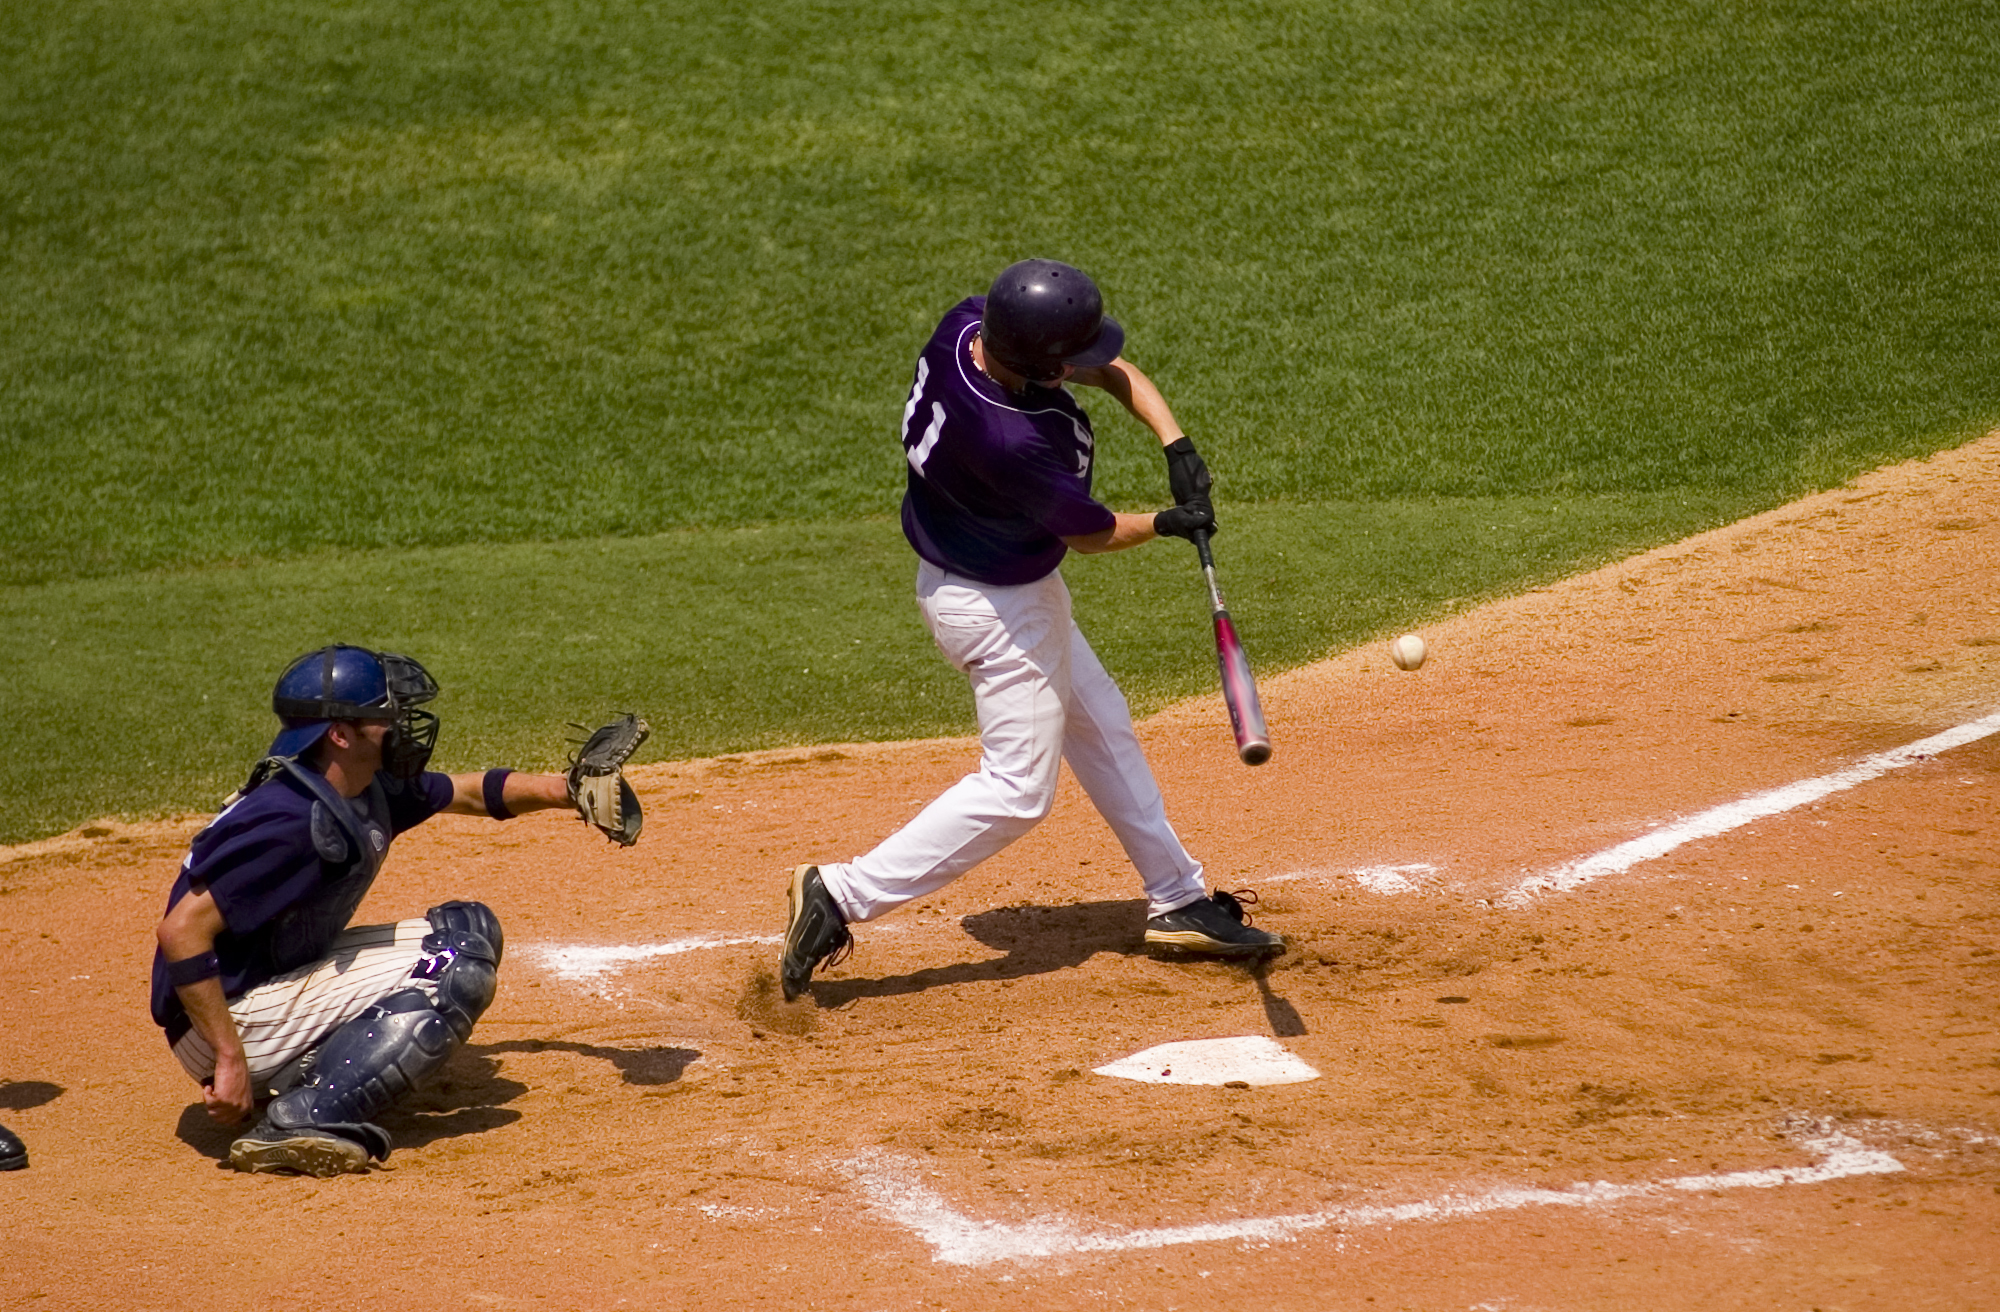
{"left": 566, "top": 714, "right": 649, "bottom": 847}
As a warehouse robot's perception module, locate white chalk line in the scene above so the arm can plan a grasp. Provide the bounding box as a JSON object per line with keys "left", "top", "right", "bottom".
{"left": 522, "top": 922, "right": 916, "bottom": 983}
{"left": 1264, "top": 863, "right": 1443, "bottom": 894}
{"left": 524, "top": 937, "right": 781, "bottom": 982}
{"left": 1501, "top": 709, "right": 2000, "bottom": 907}
{"left": 845, "top": 1119, "right": 1903, "bottom": 1266}
{"left": 1848, "top": 1119, "right": 2000, "bottom": 1151}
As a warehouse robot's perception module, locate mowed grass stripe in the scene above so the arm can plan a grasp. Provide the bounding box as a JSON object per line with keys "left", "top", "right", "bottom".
{"left": 3, "top": 0, "right": 1996, "bottom": 584}
{"left": 0, "top": 493, "right": 1741, "bottom": 843}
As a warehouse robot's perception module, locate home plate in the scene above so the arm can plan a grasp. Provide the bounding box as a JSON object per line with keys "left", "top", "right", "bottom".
{"left": 1093, "top": 1036, "right": 1320, "bottom": 1086}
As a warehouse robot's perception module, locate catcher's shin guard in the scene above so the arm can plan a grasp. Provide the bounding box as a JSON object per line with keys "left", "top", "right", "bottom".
{"left": 260, "top": 904, "right": 502, "bottom": 1161}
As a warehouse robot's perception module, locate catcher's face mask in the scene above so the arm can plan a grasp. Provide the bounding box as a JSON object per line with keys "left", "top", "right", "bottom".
{"left": 378, "top": 652, "right": 440, "bottom": 779}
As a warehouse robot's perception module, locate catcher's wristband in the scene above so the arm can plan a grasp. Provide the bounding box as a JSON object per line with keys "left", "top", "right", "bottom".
{"left": 166, "top": 951, "right": 222, "bottom": 988}
{"left": 482, "top": 769, "right": 515, "bottom": 821}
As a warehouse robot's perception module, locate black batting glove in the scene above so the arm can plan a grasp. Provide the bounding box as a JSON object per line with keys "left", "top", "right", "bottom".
{"left": 1153, "top": 502, "right": 1218, "bottom": 541}
{"left": 1163, "top": 436, "right": 1212, "bottom": 509}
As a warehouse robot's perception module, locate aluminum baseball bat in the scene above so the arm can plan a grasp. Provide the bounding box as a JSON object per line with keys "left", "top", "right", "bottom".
{"left": 1192, "top": 529, "right": 1272, "bottom": 765}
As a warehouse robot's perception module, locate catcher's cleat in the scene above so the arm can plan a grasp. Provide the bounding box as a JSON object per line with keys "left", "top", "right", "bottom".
{"left": 228, "top": 1121, "right": 374, "bottom": 1177}
{"left": 781, "top": 864, "right": 853, "bottom": 1002}
{"left": 0, "top": 1122, "right": 26, "bottom": 1171}
{"left": 1145, "top": 889, "right": 1284, "bottom": 959}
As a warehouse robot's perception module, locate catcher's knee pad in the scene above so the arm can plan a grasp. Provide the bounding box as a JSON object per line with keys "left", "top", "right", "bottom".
{"left": 266, "top": 988, "right": 458, "bottom": 1144}
{"left": 427, "top": 899, "right": 504, "bottom": 963}
{"left": 413, "top": 906, "right": 500, "bottom": 1043}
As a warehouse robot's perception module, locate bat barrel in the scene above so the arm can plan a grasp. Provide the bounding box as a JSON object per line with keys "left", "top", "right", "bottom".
{"left": 1213, "top": 609, "right": 1272, "bottom": 766}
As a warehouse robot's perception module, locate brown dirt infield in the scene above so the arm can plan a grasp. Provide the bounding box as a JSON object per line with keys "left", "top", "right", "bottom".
{"left": 3, "top": 435, "right": 1998, "bottom": 1311}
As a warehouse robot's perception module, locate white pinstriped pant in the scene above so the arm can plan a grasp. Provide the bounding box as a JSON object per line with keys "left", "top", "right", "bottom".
{"left": 171, "top": 919, "right": 435, "bottom": 1091}
{"left": 818, "top": 562, "right": 1208, "bottom": 923}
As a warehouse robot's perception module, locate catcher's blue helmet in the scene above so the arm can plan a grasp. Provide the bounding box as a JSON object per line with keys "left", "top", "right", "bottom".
{"left": 269, "top": 645, "right": 440, "bottom": 777}
{"left": 980, "top": 259, "right": 1124, "bottom": 382}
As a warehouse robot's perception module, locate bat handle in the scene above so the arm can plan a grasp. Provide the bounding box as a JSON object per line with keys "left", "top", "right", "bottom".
{"left": 1192, "top": 528, "right": 1216, "bottom": 571}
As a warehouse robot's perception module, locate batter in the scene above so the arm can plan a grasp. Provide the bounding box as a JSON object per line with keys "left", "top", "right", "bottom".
{"left": 782, "top": 260, "right": 1283, "bottom": 1001}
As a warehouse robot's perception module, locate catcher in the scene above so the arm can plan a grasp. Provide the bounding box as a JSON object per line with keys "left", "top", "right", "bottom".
{"left": 149, "top": 644, "right": 647, "bottom": 1176}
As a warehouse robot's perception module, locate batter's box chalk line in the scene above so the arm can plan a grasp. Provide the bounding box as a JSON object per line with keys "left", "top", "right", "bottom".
{"left": 524, "top": 937, "right": 781, "bottom": 983}
{"left": 843, "top": 1118, "right": 1904, "bottom": 1267}
{"left": 1501, "top": 708, "right": 2000, "bottom": 908}
{"left": 523, "top": 922, "right": 913, "bottom": 983}
{"left": 1266, "top": 863, "right": 1443, "bottom": 894}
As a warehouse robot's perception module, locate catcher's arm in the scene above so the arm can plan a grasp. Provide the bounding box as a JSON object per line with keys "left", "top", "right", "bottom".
{"left": 444, "top": 772, "right": 570, "bottom": 816}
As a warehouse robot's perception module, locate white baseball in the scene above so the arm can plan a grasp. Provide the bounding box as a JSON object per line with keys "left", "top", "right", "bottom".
{"left": 1390, "top": 634, "right": 1427, "bottom": 671}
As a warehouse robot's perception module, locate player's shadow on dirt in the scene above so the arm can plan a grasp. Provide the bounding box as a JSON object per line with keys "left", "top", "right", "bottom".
{"left": 1252, "top": 962, "right": 1307, "bottom": 1037}
{"left": 813, "top": 900, "right": 1308, "bottom": 1031}
{"left": 377, "top": 1049, "right": 529, "bottom": 1149}
{"left": 811, "top": 899, "right": 1149, "bottom": 1005}
{"left": 173, "top": 1049, "right": 530, "bottom": 1162}
{"left": 474, "top": 1039, "right": 700, "bottom": 1087}
{"left": 0, "top": 1080, "right": 63, "bottom": 1111}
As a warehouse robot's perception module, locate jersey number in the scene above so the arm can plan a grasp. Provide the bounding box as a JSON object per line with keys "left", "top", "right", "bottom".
{"left": 902, "top": 358, "right": 945, "bottom": 477}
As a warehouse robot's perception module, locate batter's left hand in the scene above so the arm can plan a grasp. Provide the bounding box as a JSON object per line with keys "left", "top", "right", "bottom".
{"left": 1163, "top": 437, "right": 1212, "bottom": 508}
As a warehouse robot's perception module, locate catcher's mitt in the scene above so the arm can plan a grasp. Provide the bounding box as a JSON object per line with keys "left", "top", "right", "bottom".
{"left": 566, "top": 714, "right": 650, "bottom": 847}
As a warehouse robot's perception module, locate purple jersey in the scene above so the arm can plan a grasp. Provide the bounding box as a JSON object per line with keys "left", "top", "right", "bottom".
{"left": 898, "top": 297, "right": 1116, "bottom": 585}
{"left": 149, "top": 767, "right": 454, "bottom": 1043}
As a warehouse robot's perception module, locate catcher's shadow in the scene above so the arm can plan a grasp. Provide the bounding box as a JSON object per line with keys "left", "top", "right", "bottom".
{"left": 810, "top": 899, "right": 1149, "bottom": 1005}
{"left": 376, "top": 1047, "right": 529, "bottom": 1149}
{"left": 473, "top": 1039, "right": 700, "bottom": 1087}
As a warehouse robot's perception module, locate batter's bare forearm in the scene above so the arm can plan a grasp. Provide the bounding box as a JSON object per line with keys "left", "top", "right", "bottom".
{"left": 1062, "top": 513, "right": 1161, "bottom": 554}
{"left": 1073, "top": 360, "right": 1183, "bottom": 444}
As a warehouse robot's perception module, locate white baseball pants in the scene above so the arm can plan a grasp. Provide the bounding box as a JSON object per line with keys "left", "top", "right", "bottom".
{"left": 171, "top": 918, "right": 435, "bottom": 1091}
{"left": 819, "top": 561, "right": 1208, "bottom": 922}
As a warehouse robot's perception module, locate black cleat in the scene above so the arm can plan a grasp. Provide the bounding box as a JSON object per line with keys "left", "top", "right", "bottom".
{"left": 228, "top": 1120, "right": 374, "bottom": 1177}
{"left": 0, "top": 1123, "right": 26, "bottom": 1172}
{"left": 1145, "top": 889, "right": 1284, "bottom": 959}
{"left": 781, "top": 864, "right": 853, "bottom": 1002}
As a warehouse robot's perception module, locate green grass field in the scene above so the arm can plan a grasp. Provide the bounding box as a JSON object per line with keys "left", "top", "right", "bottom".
{"left": 2, "top": 0, "right": 1995, "bottom": 841}
{"left": 0, "top": 492, "right": 1738, "bottom": 839}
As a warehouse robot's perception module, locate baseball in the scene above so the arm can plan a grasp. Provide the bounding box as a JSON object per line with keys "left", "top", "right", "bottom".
{"left": 1390, "top": 633, "right": 1427, "bottom": 671}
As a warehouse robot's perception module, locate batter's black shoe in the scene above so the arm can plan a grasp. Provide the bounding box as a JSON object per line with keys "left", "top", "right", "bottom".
{"left": 1145, "top": 889, "right": 1284, "bottom": 959}
{"left": 0, "top": 1123, "right": 26, "bottom": 1171}
{"left": 228, "top": 1120, "right": 374, "bottom": 1177}
{"left": 781, "top": 864, "right": 853, "bottom": 1002}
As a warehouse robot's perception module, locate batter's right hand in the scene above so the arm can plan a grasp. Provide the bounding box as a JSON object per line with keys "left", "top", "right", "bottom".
{"left": 204, "top": 1052, "right": 256, "bottom": 1126}
{"left": 1153, "top": 502, "right": 1218, "bottom": 541}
